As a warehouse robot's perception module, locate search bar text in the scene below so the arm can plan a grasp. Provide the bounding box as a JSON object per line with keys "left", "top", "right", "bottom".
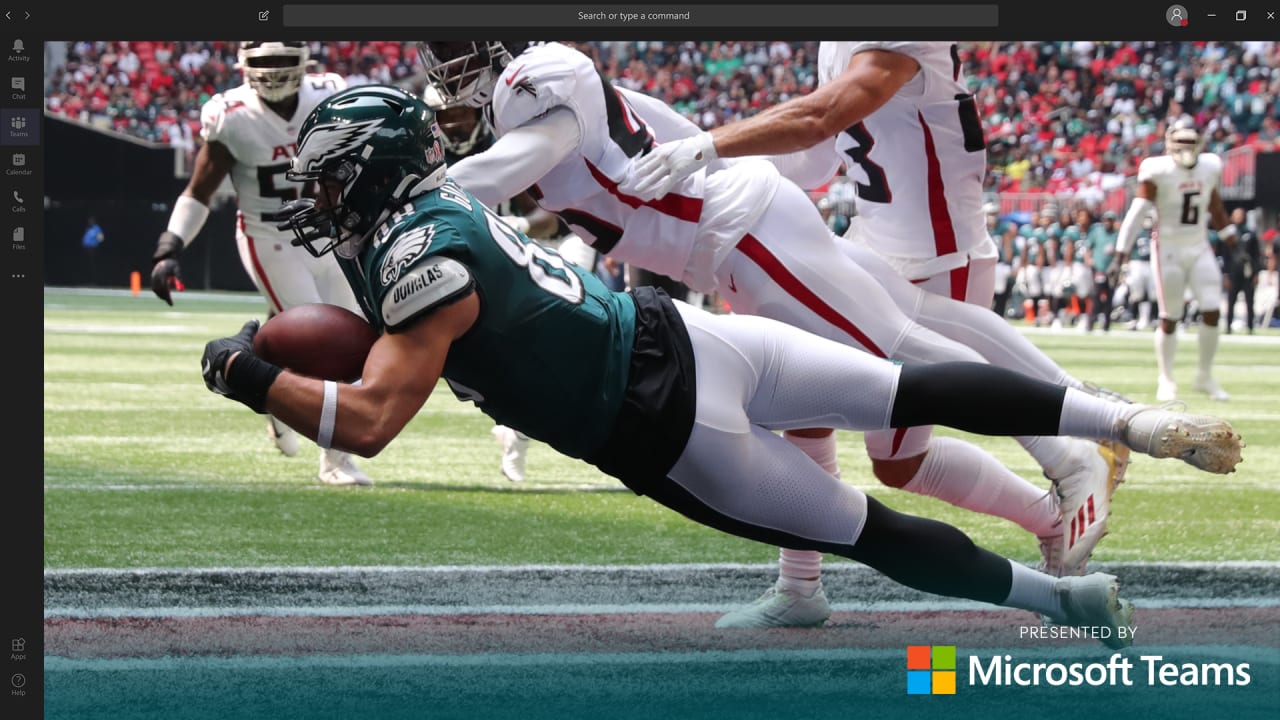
{"left": 282, "top": 4, "right": 999, "bottom": 28}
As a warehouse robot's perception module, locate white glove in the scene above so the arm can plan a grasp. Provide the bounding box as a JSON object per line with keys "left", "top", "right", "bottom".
{"left": 625, "top": 131, "right": 718, "bottom": 201}
{"left": 498, "top": 215, "right": 532, "bottom": 235}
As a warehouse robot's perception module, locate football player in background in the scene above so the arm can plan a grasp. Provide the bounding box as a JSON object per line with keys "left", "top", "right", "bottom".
{"left": 1114, "top": 118, "right": 1234, "bottom": 402}
{"left": 420, "top": 41, "right": 1132, "bottom": 632}
{"left": 148, "top": 41, "right": 373, "bottom": 486}
{"left": 628, "top": 41, "right": 1122, "bottom": 627}
{"left": 206, "top": 86, "right": 1242, "bottom": 650}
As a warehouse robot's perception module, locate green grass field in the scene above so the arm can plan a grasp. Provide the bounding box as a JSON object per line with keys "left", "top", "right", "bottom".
{"left": 44, "top": 288, "right": 1280, "bottom": 569}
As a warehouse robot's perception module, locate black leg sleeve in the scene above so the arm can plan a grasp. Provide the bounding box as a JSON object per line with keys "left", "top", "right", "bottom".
{"left": 890, "top": 362, "right": 1067, "bottom": 437}
{"left": 847, "top": 496, "right": 1014, "bottom": 604}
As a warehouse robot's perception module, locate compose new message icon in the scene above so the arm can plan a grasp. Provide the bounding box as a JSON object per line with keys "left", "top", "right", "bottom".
{"left": 907, "top": 645, "right": 957, "bottom": 695}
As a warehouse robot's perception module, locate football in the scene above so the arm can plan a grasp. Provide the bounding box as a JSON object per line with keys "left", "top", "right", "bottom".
{"left": 252, "top": 304, "right": 378, "bottom": 382}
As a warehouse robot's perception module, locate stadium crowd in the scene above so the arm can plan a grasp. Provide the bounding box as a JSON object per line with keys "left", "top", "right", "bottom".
{"left": 46, "top": 41, "right": 1280, "bottom": 164}
{"left": 43, "top": 41, "right": 420, "bottom": 149}
{"left": 44, "top": 40, "right": 1280, "bottom": 326}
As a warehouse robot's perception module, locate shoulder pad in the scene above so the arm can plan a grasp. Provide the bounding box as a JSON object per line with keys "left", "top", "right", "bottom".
{"left": 372, "top": 221, "right": 476, "bottom": 332}
{"left": 200, "top": 94, "right": 230, "bottom": 143}
{"left": 1136, "top": 156, "right": 1165, "bottom": 183}
{"left": 381, "top": 256, "right": 474, "bottom": 332}
{"left": 491, "top": 43, "right": 585, "bottom": 135}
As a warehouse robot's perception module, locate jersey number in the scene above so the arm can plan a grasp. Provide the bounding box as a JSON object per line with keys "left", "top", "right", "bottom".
{"left": 841, "top": 122, "right": 891, "bottom": 204}
{"left": 484, "top": 209, "right": 585, "bottom": 303}
{"left": 257, "top": 163, "right": 316, "bottom": 220}
{"left": 1180, "top": 191, "right": 1200, "bottom": 225}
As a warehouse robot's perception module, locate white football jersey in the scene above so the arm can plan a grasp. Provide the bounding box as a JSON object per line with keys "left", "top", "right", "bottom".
{"left": 817, "top": 42, "right": 988, "bottom": 274}
{"left": 488, "top": 42, "right": 777, "bottom": 291}
{"left": 1137, "top": 153, "right": 1222, "bottom": 249}
{"left": 200, "top": 73, "right": 346, "bottom": 242}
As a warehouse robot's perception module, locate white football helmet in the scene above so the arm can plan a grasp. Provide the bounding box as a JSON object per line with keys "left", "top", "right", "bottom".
{"left": 419, "top": 41, "right": 528, "bottom": 108}
{"left": 1165, "top": 117, "right": 1204, "bottom": 169}
{"left": 238, "top": 41, "right": 309, "bottom": 103}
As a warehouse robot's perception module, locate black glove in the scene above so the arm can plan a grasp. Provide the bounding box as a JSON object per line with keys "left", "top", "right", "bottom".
{"left": 150, "top": 231, "right": 185, "bottom": 306}
{"left": 201, "top": 320, "right": 283, "bottom": 414}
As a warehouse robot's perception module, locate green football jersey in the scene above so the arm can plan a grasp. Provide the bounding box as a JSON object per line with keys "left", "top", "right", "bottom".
{"left": 340, "top": 180, "right": 637, "bottom": 459}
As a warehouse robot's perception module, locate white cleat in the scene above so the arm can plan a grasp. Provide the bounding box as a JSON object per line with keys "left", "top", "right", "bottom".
{"left": 1194, "top": 374, "right": 1230, "bottom": 402}
{"left": 1045, "top": 441, "right": 1122, "bottom": 576}
{"left": 1156, "top": 377, "right": 1179, "bottom": 402}
{"left": 318, "top": 448, "right": 373, "bottom": 486}
{"left": 715, "top": 582, "right": 832, "bottom": 628}
{"left": 1038, "top": 532, "right": 1067, "bottom": 578}
{"left": 267, "top": 416, "right": 298, "bottom": 457}
{"left": 492, "top": 425, "right": 530, "bottom": 482}
{"left": 1050, "top": 573, "right": 1135, "bottom": 650}
{"left": 1115, "top": 404, "right": 1244, "bottom": 474}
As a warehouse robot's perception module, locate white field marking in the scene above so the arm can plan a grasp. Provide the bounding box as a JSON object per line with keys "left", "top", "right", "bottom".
{"left": 45, "top": 561, "right": 1280, "bottom": 575}
{"left": 42, "top": 596, "right": 1280, "bottom": 620}
{"left": 43, "top": 482, "right": 625, "bottom": 493}
{"left": 1016, "top": 325, "right": 1280, "bottom": 345}
{"left": 43, "top": 646, "right": 1280, "bottom": 672}
{"left": 42, "top": 476, "right": 1279, "bottom": 491}
{"left": 44, "top": 323, "right": 197, "bottom": 335}
{"left": 46, "top": 286, "right": 265, "bottom": 304}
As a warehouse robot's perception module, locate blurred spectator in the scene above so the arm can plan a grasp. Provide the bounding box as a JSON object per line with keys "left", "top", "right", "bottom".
{"left": 1220, "top": 208, "right": 1262, "bottom": 333}
{"left": 45, "top": 40, "right": 1280, "bottom": 237}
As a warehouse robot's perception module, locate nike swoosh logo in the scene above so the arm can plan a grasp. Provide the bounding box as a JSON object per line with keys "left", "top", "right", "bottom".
{"left": 202, "top": 359, "right": 211, "bottom": 375}
{"left": 504, "top": 64, "right": 526, "bottom": 87}
{"left": 727, "top": 274, "right": 737, "bottom": 293}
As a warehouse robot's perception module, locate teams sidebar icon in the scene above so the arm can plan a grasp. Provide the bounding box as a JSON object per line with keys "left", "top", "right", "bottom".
{"left": 907, "top": 645, "right": 957, "bottom": 695}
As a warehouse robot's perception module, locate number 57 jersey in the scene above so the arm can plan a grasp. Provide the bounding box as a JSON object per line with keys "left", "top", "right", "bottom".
{"left": 344, "top": 180, "right": 637, "bottom": 460}
{"left": 200, "top": 73, "right": 346, "bottom": 243}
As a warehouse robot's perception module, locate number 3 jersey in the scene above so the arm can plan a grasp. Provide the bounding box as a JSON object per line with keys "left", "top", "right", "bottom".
{"left": 200, "top": 73, "right": 346, "bottom": 243}
{"left": 1137, "top": 153, "right": 1222, "bottom": 250}
{"left": 342, "top": 180, "right": 637, "bottom": 460}
{"left": 484, "top": 42, "right": 779, "bottom": 293}
{"left": 818, "top": 42, "right": 989, "bottom": 277}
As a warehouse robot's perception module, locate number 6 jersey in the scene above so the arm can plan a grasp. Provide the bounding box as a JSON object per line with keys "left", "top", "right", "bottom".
{"left": 200, "top": 72, "right": 346, "bottom": 243}
{"left": 1137, "top": 153, "right": 1223, "bottom": 250}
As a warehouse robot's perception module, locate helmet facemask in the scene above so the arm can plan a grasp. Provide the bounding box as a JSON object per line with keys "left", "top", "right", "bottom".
{"left": 239, "top": 41, "right": 309, "bottom": 103}
{"left": 436, "top": 105, "right": 487, "bottom": 155}
{"left": 420, "top": 41, "right": 514, "bottom": 108}
{"left": 1165, "top": 120, "right": 1204, "bottom": 169}
{"left": 284, "top": 159, "right": 374, "bottom": 259}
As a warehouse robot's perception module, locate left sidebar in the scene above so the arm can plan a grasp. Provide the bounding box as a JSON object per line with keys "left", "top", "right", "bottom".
{"left": 2, "top": 22, "right": 43, "bottom": 720}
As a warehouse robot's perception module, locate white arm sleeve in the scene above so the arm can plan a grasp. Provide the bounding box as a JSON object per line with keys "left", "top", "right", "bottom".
{"left": 1115, "top": 196, "right": 1153, "bottom": 255}
{"left": 766, "top": 138, "right": 843, "bottom": 191}
{"left": 448, "top": 106, "right": 582, "bottom": 208}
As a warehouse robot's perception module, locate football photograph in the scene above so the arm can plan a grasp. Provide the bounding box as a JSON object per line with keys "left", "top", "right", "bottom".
{"left": 41, "top": 38, "right": 1279, "bottom": 719}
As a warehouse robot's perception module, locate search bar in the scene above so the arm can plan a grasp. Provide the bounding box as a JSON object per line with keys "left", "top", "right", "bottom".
{"left": 282, "top": 4, "right": 999, "bottom": 28}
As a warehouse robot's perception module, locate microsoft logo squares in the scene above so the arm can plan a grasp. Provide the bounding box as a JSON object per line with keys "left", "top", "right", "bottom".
{"left": 907, "top": 645, "right": 957, "bottom": 695}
